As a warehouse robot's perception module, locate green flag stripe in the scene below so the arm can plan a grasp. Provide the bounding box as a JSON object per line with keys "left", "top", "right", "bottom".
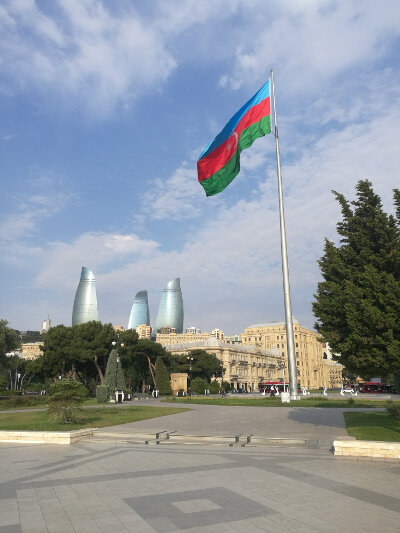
{"left": 200, "top": 115, "right": 271, "bottom": 197}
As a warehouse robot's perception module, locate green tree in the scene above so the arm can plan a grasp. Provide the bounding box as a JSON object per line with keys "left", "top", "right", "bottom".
{"left": 190, "top": 377, "right": 208, "bottom": 394}
{"left": 120, "top": 339, "right": 171, "bottom": 392}
{"left": 72, "top": 321, "right": 116, "bottom": 385}
{"left": 0, "top": 319, "right": 20, "bottom": 368}
{"left": 172, "top": 349, "right": 224, "bottom": 383}
{"left": 37, "top": 324, "right": 73, "bottom": 378}
{"left": 155, "top": 356, "right": 172, "bottom": 395}
{"left": 313, "top": 180, "right": 400, "bottom": 379}
{"left": 47, "top": 379, "right": 88, "bottom": 424}
{"left": 20, "top": 330, "right": 42, "bottom": 343}
{"left": 104, "top": 349, "right": 126, "bottom": 393}
{"left": 39, "top": 322, "right": 117, "bottom": 390}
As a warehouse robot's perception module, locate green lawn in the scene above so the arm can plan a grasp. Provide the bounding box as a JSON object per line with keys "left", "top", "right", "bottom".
{"left": 0, "top": 405, "right": 189, "bottom": 431}
{"left": 164, "top": 396, "right": 398, "bottom": 408}
{"left": 344, "top": 411, "right": 400, "bottom": 442}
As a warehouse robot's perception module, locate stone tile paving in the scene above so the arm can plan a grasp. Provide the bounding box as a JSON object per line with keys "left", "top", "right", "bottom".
{"left": 0, "top": 441, "right": 399, "bottom": 532}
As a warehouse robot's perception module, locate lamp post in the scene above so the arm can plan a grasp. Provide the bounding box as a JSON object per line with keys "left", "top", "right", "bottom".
{"left": 187, "top": 355, "right": 194, "bottom": 395}
{"left": 112, "top": 339, "right": 124, "bottom": 401}
{"left": 278, "top": 362, "right": 286, "bottom": 392}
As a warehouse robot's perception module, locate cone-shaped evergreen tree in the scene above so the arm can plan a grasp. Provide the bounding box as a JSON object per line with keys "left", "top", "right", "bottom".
{"left": 104, "top": 349, "right": 126, "bottom": 391}
{"left": 313, "top": 180, "right": 400, "bottom": 379}
{"left": 155, "top": 356, "right": 172, "bottom": 395}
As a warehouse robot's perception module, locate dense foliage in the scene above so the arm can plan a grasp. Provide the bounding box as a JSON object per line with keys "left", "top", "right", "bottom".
{"left": 96, "top": 384, "right": 109, "bottom": 403}
{"left": 120, "top": 338, "right": 169, "bottom": 391}
{"left": 155, "top": 356, "right": 172, "bottom": 394}
{"left": 171, "top": 349, "right": 224, "bottom": 383}
{"left": 0, "top": 320, "right": 28, "bottom": 390}
{"left": 190, "top": 377, "right": 208, "bottom": 394}
{"left": 104, "top": 349, "right": 126, "bottom": 393}
{"left": 313, "top": 181, "right": 400, "bottom": 380}
{"left": 47, "top": 379, "right": 88, "bottom": 424}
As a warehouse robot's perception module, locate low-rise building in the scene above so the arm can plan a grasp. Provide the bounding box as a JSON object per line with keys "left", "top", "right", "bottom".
{"left": 240, "top": 320, "right": 343, "bottom": 389}
{"left": 21, "top": 342, "right": 43, "bottom": 360}
{"left": 156, "top": 330, "right": 219, "bottom": 345}
{"left": 164, "top": 337, "right": 284, "bottom": 392}
{"left": 224, "top": 335, "right": 242, "bottom": 345}
{"left": 186, "top": 327, "right": 201, "bottom": 334}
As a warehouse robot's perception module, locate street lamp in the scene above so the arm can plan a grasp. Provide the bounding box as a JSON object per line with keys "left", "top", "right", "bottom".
{"left": 187, "top": 355, "right": 194, "bottom": 394}
{"left": 278, "top": 362, "right": 286, "bottom": 392}
{"left": 112, "top": 339, "right": 124, "bottom": 400}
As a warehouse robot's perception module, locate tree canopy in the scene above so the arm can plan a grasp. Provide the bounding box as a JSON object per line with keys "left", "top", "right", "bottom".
{"left": 37, "top": 321, "right": 117, "bottom": 390}
{"left": 313, "top": 180, "right": 400, "bottom": 379}
{"left": 120, "top": 338, "right": 170, "bottom": 391}
{"left": 0, "top": 319, "right": 22, "bottom": 389}
{"left": 171, "top": 349, "right": 224, "bottom": 383}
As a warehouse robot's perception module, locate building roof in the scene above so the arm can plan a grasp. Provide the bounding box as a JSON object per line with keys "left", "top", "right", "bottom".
{"left": 164, "top": 338, "right": 283, "bottom": 359}
{"left": 246, "top": 319, "right": 300, "bottom": 329}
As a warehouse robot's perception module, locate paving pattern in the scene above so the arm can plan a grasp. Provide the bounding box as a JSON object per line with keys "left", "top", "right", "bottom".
{"left": 1, "top": 440, "right": 399, "bottom": 533}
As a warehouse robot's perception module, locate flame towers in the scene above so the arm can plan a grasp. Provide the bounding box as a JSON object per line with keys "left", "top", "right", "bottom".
{"left": 72, "top": 267, "right": 99, "bottom": 326}
{"left": 128, "top": 290, "right": 150, "bottom": 329}
{"left": 155, "top": 278, "right": 184, "bottom": 333}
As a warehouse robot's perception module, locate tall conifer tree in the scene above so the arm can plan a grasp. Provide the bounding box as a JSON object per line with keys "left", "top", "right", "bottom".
{"left": 104, "top": 349, "right": 126, "bottom": 391}
{"left": 155, "top": 356, "right": 172, "bottom": 395}
{"left": 313, "top": 180, "right": 400, "bottom": 379}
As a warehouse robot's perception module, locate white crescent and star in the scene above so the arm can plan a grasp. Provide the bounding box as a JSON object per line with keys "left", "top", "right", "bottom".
{"left": 227, "top": 131, "right": 239, "bottom": 153}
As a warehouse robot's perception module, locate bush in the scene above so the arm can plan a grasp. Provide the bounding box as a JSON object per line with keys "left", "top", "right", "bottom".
{"left": 208, "top": 381, "right": 220, "bottom": 394}
{"left": 1, "top": 395, "right": 48, "bottom": 408}
{"left": 23, "top": 383, "right": 45, "bottom": 393}
{"left": 190, "top": 377, "right": 208, "bottom": 394}
{"left": 47, "top": 380, "right": 87, "bottom": 424}
{"left": 96, "top": 384, "right": 109, "bottom": 403}
{"left": 386, "top": 401, "right": 400, "bottom": 419}
{"left": 221, "top": 381, "right": 231, "bottom": 392}
{"left": 0, "top": 390, "right": 22, "bottom": 396}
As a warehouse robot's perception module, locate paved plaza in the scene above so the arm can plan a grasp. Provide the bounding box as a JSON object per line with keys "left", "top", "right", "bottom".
{"left": 0, "top": 402, "right": 399, "bottom": 532}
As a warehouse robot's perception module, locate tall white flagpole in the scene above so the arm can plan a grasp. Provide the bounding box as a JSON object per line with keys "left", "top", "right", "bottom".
{"left": 270, "top": 68, "right": 299, "bottom": 400}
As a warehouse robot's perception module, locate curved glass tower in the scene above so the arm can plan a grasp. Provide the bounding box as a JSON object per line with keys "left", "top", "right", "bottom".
{"left": 72, "top": 267, "right": 99, "bottom": 326}
{"left": 127, "top": 290, "right": 150, "bottom": 329}
{"left": 155, "top": 278, "right": 184, "bottom": 333}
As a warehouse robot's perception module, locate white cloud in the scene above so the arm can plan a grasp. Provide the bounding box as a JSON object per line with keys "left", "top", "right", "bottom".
{"left": 0, "top": 171, "right": 75, "bottom": 245}
{"left": 220, "top": 0, "right": 400, "bottom": 92}
{"left": 139, "top": 163, "right": 204, "bottom": 221}
{"left": 0, "top": 0, "right": 177, "bottom": 116}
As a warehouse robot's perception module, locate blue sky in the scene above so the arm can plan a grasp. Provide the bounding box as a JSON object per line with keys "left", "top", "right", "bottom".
{"left": 1, "top": 0, "right": 400, "bottom": 334}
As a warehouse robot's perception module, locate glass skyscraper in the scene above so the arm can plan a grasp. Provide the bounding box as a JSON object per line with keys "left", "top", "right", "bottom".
{"left": 72, "top": 267, "right": 99, "bottom": 326}
{"left": 155, "top": 278, "right": 184, "bottom": 333}
{"left": 127, "top": 290, "right": 150, "bottom": 329}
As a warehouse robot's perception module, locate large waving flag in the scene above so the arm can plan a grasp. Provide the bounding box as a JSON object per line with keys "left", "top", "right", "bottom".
{"left": 197, "top": 80, "right": 271, "bottom": 197}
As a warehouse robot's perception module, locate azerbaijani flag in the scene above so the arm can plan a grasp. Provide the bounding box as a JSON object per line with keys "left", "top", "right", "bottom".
{"left": 197, "top": 80, "right": 271, "bottom": 197}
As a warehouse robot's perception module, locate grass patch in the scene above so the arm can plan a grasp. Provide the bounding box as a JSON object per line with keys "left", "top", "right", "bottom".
{"left": 0, "top": 405, "right": 189, "bottom": 431}
{"left": 344, "top": 411, "right": 400, "bottom": 442}
{"left": 0, "top": 396, "right": 102, "bottom": 411}
{"left": 163, "top": 397, "right": 399, "bottom": 408}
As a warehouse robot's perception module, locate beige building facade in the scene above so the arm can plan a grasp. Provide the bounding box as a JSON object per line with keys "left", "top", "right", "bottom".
{"left": 157, "top": 331, "right": 217, "bottom": 345}
{"left": 21, "top": 342, "right": 43, "bottom": 360}
{"left": 163, "top": 337, "right": 284, "bottom": 391}
{"left": 240, "top": 320, "right": 343, "bottom": 389}
{"left": 136, "top": 324, "right": 152, "bottom": 339}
